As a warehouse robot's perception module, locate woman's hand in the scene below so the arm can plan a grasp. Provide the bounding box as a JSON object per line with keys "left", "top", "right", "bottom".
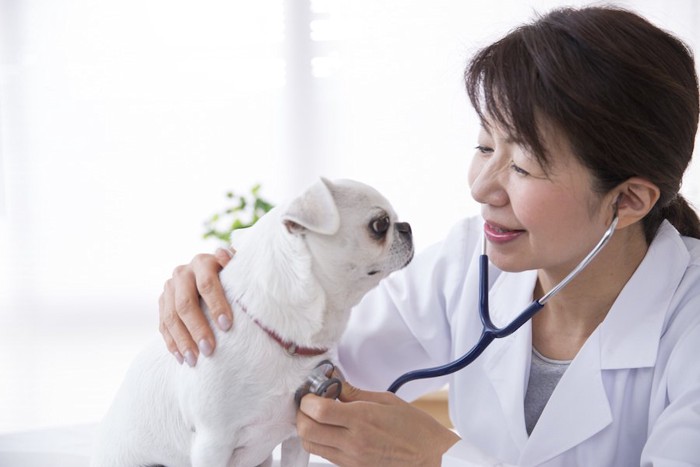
{"left": 158, "top": 247, "right": 234, "bottom": 366}
{"left": 297, "top": 381, "right": 460, "bottom": 467}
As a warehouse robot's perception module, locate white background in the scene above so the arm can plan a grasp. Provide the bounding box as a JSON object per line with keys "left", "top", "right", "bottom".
{"left": 1, "top": 0, "right": 699, "bottom": 434}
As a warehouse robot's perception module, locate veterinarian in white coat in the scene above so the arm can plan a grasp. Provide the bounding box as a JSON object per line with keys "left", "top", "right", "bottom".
{"left": 336, "top": 216, "right": 700, "bottom": 466}
{"left": 159, "top": 6, "right": 700, "bottom": 466}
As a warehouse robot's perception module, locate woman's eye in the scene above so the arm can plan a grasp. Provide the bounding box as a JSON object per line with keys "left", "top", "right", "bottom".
{"left": 370, "top": 216, "right": 391, "bottom": 235}
{"left": 510, "top": 161, "right": 530, "bottom": 176}
{"left": 475, "top": 145, "right": 494, "bottom": 154}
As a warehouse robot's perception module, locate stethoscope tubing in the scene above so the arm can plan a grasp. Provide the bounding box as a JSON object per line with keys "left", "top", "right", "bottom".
{"left": 387, "top": 253, "right": 544, "bottom": 393}
{"left": 387, "top": 209, "right": 619, "bottom": 394}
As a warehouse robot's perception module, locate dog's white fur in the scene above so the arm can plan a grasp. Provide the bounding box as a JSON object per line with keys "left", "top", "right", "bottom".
{"left": 92, "top": 178, "right": 414, "bottom": 467}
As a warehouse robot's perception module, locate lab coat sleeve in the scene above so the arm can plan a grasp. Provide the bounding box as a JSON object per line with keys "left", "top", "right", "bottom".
{"left": 337, "top": 217, "right": 482, "bottom": 402}
{"left": 641, "top": 307, "right": 700, "bottom": 466}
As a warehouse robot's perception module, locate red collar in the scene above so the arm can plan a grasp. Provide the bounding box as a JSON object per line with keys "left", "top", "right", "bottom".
{"left": 235, "top": 300, "right": 328, "bottom": 357}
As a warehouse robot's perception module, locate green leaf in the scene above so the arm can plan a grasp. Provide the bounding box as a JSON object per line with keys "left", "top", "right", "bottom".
{"left": 202, "top": 183, "right": 275, "bottom": 244}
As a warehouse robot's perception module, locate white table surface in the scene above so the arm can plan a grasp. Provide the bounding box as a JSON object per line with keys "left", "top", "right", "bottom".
{"left": 0, "top": 424, "right": 333, "bottom": 466}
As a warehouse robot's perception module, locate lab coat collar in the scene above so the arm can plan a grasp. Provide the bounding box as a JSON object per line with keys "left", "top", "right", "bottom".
{"left": 483, "top": 221, "right": 690, "bottom": 465}
{"left": 598, "top": 221, "right": 689, "bottom": 370}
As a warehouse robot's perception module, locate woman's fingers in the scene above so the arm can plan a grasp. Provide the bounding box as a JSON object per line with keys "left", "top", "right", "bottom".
{"left": 158, "top": 252, "right": 233, "bottom": 366}
{"left": 158, "top": 292, "right": 185, "bottom": 364}
{"left": 191, "top": 254, "right": 233, "bottom": 333}
{"left": 297, "top": 413, "right": 354, "bottom": 466}
{"left": 160, "top": 269, "right": 204, "bottom": 366}
{"left": 297, "top": 389, "right": 459, "bottom": 467}
{"left": 214, "top": 246, "right": 236, "bottom": 267}
{"left": 298, "top": 395, "right": 390, "bottom": 462}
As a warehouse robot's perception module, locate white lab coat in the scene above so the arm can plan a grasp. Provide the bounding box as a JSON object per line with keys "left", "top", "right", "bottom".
{"left": 338, "top": 217, "right": 700, "bottom": 466}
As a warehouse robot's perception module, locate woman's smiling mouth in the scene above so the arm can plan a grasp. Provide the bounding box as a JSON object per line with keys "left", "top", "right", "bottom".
{"left": 484, "top": 222, "right": 526, "bottom": 243}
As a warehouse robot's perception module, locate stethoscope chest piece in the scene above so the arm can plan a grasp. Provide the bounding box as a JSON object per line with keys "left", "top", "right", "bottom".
{"left": 295, "top": 360, "right": 344, "bottom": 407}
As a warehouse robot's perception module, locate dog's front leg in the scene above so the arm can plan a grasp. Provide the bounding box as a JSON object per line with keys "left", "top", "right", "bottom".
{"left": 280, "top": 436, "right": 311, "bottom": 467}
{"left": 190, "top": 430, "right": 235, "bottom": 467}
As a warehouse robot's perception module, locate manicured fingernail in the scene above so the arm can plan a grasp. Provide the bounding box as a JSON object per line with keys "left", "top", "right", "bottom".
{"left": 184, "top": 350, "right": 197, "bottom": 367}
{"left": 173, "top": 351, "right": 184, "bottom": 365}
{"left": 218, "top": 314, "right": 232, "bottom": 331}
{"left": 199, "top": 339, "right": 213, "bottom": 357}
{"left": 216, "top": 247, "right": 235, "bottom": 259}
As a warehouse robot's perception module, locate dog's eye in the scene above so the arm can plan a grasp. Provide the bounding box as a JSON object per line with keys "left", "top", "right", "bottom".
{"left": 370, "top": 216, "right": 391, "bottom": 236}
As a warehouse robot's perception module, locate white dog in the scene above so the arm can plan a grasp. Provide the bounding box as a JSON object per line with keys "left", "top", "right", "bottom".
{"left": 92, "top": 178, "right": 414, "bottom": 467}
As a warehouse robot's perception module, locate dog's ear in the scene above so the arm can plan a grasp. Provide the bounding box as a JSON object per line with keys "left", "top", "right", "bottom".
{"left": 282, "top": 178, "right": 340, "bottom": 235}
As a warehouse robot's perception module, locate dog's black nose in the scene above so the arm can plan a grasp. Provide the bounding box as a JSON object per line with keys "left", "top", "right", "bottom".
{"left": 396, "top": 222, "right": 412, "bottom": 237}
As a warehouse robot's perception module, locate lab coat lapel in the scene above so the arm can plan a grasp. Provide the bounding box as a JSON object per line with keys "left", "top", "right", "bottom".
{"left": 521, "top": 330, "right": 612, "bottom": 465}
{"left": 482, "top": 269, "right": 539, "bottom": 452}
{"left": 480, "top": 269, "right": 614, "bottom": 465}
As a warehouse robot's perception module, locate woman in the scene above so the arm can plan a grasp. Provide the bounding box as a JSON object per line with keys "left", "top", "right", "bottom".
{"left": 159, "top": 7, "right": 700, "bottom": 465}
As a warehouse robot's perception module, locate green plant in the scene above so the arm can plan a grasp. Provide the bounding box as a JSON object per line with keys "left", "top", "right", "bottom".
{"left": 203, "top": 184, "right": 275, "bottom": 244}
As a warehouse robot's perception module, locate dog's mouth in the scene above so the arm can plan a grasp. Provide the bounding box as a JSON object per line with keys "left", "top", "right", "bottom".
{"left": 367, "top": 250, "right": 414, "bottom": 277}
{"left": 403, "top": 249, "right": 414, "bottom": 268}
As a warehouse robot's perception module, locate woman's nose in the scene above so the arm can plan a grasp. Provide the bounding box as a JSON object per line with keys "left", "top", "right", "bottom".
{"left": 469, "top": 155, "right": 509, "bottom": 207}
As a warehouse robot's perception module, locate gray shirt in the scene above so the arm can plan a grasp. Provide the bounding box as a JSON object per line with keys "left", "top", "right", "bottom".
{"left": 524, "top": 347, "right": 571, "bottom": 435}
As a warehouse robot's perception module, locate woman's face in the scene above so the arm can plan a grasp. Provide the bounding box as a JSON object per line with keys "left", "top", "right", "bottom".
{"left": 468, "top": 120, "right": 614, "bottom": 278}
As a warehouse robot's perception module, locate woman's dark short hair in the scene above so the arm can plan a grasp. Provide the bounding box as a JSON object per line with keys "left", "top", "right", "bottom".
{"left": 465, "top": 6, "right": 700, "bottom": 241}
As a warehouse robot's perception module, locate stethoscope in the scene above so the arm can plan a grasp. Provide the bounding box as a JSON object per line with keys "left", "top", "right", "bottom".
{"left": 387, "top": 207, "right": 619, "bottom": 393}
{"left": 297, "top": 207, "right": 619, "bottom": 401}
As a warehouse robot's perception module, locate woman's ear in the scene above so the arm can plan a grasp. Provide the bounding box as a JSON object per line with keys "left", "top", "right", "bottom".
{"left": 612, "top": 177, "right": 661, "bottom": 229}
